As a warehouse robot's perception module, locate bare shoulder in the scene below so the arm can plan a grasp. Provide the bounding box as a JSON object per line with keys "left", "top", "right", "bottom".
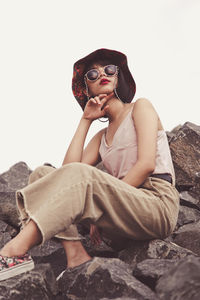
{"left": 132, "top": 98, "right": 156, "bottom": 115}
{"left": 134, "top": 97, "right": 154, "bottom": 108}
{"left": 132, "top": 98, "right": 164, "bottom": 130}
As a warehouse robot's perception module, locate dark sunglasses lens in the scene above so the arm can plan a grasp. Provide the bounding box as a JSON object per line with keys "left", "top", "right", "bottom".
{"left": 87, "top": 69, "right": 99, "bottom": 81}
{"left": 105, "top": 65, "right": 117, "bottom": 75}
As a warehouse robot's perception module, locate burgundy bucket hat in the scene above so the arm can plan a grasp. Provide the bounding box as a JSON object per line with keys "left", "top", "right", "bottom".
{"left": 72, "top": 48, "right": 136, "bottom": 110}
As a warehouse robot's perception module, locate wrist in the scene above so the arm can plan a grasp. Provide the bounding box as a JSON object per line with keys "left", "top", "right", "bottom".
{"left": 81, "top": 115, "right": 93, "bottom": 124}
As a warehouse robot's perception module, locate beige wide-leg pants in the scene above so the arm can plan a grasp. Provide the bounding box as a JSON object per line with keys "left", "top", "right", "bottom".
{"left": 16, "top": 163, "right": 180, "bottom": 244}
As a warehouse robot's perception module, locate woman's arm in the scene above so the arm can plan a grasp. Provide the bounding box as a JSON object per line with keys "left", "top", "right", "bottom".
{"left": 122, "top": 98, "right": 158, "bottom": 187}
{"left": 62, "top": 117, "right": 92, "bottom": 165}
{"left": 62, "top": 94, "right": 110, "bottom": 166}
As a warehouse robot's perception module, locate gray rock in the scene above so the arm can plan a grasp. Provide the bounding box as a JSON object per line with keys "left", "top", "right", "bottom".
{"left": 0, "top": 162, "right": 31, "bottom": 192}
{"left": 173, "top": 220, "right": 200, "bottom": 255}
{"left": 100, "top": 297, "right": 137, "bottom": 300}
{"left": 82, "top": 234, "right": 118, "bottom": 259}
{"left": 118, "top": 239, "right": 196, "bottom": 265}
{"left": 180, "top": 191, "right": 200, "bottom": 210}
{"left": 0, "top": 220, "right": 12, "bottom": 249}
{"left": 156, "top": 256, "right": 200, "bottom": 300}
{"left": 0, "top": 201, "right": 19, "bottom": 228}
{"left": 169, "top": 122, "right": 200, "bottom": 193}
{"left": 30, "top": 239, "right": 67, "bottom": 278}
{"left": 177, "top": 205, "right": 200, "bottom": 228}
{"left": 57, "top": 257, "right": 158, "bottom": 300}
{"left": 0, "top": 162, "right": 31, "bottom": 229}
{"left": 0, "top": 264, "right": 58, "bottom": 300}
{"left": 0, "top": 192, "right": 16, "bottom": 204}
{"left": 133, "top": 259, "right": 176, "bottom": 290}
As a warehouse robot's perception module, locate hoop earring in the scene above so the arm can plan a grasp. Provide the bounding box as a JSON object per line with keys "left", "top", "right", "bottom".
{"left": 98, "top": 117, "right": 109, "bottom": 122}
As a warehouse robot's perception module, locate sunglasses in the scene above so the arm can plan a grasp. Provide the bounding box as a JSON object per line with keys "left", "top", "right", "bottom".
{"left": 85, "top": 64, "right": 118, "bottom": 82}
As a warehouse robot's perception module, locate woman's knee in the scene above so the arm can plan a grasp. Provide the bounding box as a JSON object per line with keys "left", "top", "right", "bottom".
{"left": 61, "top": 162, "right": 95, "bottom": 180}
{"left": 28, "top": 165, "right": 55, "bottom": 184}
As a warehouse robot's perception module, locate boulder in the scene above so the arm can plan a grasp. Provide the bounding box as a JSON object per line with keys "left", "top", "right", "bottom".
{"left": 177, "top": 205, "right": 200, "bottom": 228}
{"left": 0, "top": 264, "right": 58, "bottom": 300}
{"left": 156, "top": 256, "right": 200, "bottom": 300}
{"left": 180, "top": 191, "right": 200, "bottom": 210}
{"left": 0, "top": 118, "right": 199, "bottom": 300}
{"left": 173, "top": 220, "right": 200, "bottom": 256}
{"left": 81, "top": 233, "right": 118, "bottom": 259}
{"left": 57, "top": 257, "right": 158, "bottom": 300}
{"left": 169, "top": 122, "right": 200, "bottom": 194}
{"left": 0, "top": 200, "right": 19, "bottom": 228}
{"left": 0, "top": 162, "right": 31, "bottom": 192}
{"left": 30, "top": 240, "right": 67, "bottom": 278}
{"left": 0, "top": 162, "right": 31, "bottom": 229}
{"left": 133, "top": 258, "right": 176, "bottom": 290}
{"left": 0, "top": 220, "right": 12, "bottom": 249}
{"left": 118, "top": 239, "right": 196, "bottom": 265}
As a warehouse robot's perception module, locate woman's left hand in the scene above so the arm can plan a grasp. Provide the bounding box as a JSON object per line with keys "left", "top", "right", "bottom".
{"left": 82, "top": 92, "right": 114, "bottom": 121}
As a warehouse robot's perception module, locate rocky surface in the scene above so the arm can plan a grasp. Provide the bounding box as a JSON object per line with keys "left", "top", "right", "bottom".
{"left": 0, "top": 121, "right": 199, "bottom": 299}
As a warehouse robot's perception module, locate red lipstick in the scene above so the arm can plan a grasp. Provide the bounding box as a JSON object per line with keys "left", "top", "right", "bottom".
{"left": 100, "top": 78, "right": 110, "bottom": 85}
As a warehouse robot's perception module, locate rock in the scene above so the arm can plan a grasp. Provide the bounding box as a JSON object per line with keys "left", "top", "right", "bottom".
{"left": 118, "top": 239, "right": 196, "bottom": 265}
{"left": 57, "top": 257, "right": 158, "bottom": 300}
{"left": 180, "top": 191, "right": 200, "bottom": 210}
{"left": 156, "top": 256, "right": 200, "bottom": 300}
{"left": 82, "top": 234, "right": 118, "bottom": 259}
{"left": 0, "top": 264, "right": 58, "bottom": 300}
{"left": 169, "top": 122, "right": 200, "bottom": 193}
{"left": 0, "top": 220, "right": 12, "bottom": 249}
{"left": 0, "top": 162, "right": 31, "bottom": 192}
{"left": 0, "top": 162, "right": 31, "bottom": 229}
{"left": 30, "top": 239, "right": 67, "bottom": 278}
{"left": 133, "top": 259, "right": 176, "bottom": 290}
{"left": 173, "top": 220, "right": 200, "bottom": 255}
{"left": 0, "top": 200, "right": 19, "bottom": 228}
{"left": 101, "top": 298, "right": 137, "bottom": 300}
{"left": 177, "top": 205, "right": 200, "bottom": 228}
{"left": 0, "top": 128, "right": 199, "bottom": 300}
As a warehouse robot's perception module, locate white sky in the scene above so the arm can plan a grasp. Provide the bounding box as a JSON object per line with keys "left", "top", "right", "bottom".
{"left": 0, "top": 0, "right": 199, "bottom": 173}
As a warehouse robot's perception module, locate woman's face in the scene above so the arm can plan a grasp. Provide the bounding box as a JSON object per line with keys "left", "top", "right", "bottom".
{"left": 85, "top": 64, "right": 118, "bottom": 98}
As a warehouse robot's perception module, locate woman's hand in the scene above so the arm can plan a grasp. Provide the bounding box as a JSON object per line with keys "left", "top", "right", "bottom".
{"left": 90, "top": 224, "right": 102, "bottom": 246}
{"left": 82, "top": 93, "right": 114, "bottom": 121}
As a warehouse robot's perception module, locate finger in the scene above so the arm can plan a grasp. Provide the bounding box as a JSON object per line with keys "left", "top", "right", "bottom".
{"left": 100, "top": 92, "right": 114, "bottom": 106}
{"left": 94, "top": 96, "right": 101, "bottom": 105}
{"left": 90, "top": 98, "right": 98, "bottom": 104}
{"left": 99, "top": 105, "right": 109, "bottom": 117}
{"left": 102, "top": 105, "right": 109, "bottom": 113}
{"left": 98, "top": 94, "right": 107, "bottom": 100}
{"left": 106, "top": 92, "right": 115, "bottom": 101}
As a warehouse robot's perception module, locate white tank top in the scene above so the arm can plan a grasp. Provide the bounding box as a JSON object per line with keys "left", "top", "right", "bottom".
{"left": 99, "top": 109, "right": 175, "bottom": 182}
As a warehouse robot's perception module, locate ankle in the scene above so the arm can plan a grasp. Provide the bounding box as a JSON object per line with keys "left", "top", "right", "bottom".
{"left": 61, "top": 240, "right": 91, "bottom": 268}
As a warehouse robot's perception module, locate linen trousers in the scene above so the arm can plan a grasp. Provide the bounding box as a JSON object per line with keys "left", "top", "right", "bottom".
{"left": 16, "top": 162, "right": 180, "bottom": 245}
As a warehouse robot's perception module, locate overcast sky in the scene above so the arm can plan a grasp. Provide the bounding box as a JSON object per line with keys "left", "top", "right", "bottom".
{"left": 0, "top": 0, "right": 199, "bottom": 173}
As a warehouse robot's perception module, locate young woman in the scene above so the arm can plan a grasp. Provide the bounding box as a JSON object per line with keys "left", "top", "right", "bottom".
{"left": 0, "top": 48, "right": 180, "bottom": 281}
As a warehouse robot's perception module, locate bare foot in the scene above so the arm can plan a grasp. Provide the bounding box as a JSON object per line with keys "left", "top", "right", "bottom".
{"left": 67, "top": 254, "right": 92, "bottom": 269}
{"left": 61, "top": 240, "right": 92, "bottom": 268}
{"left": 0, "top": 239, "right": 27, "bottom": 257}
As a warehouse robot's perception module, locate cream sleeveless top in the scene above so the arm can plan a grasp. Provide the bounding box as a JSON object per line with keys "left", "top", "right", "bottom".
{"left": 99, "top": 109, "right": 175, "bottom": 182}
